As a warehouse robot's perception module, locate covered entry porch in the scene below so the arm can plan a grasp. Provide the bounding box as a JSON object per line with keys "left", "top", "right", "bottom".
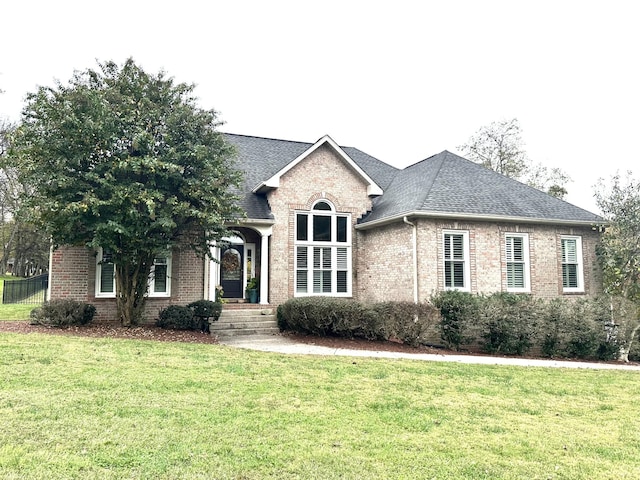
{"left": 207, "top": 223, "right": 272, "bottom": 305}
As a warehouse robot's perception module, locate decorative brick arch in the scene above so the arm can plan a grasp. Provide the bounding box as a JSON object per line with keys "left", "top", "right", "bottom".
{"left": 303, "top": 192, "right": 342, "bottom": 211}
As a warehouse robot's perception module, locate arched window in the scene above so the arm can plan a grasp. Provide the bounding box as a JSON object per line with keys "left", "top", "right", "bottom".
{"left": 294, "top": 200, "right": 351, "bottom": 296}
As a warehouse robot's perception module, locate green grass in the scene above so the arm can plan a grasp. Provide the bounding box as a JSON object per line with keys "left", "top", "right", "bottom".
{"left": 1, "top": 333, "right": 639, "bottom": 479}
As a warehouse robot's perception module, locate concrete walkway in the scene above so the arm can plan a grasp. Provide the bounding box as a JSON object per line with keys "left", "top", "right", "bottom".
{"left": 218, "top": 334, "right": 640, "bottom": 371}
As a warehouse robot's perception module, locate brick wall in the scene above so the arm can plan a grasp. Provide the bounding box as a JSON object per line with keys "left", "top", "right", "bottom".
{"left": 266, "top": 143, "right": 373, "bottom": 305}
{"left": 50, "top": 245, "right": 205, "bottom": 324}
{"left": 357, "top": 219, "right": 602, "bottom": 302}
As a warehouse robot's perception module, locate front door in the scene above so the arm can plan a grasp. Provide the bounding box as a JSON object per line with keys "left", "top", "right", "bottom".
{"left": 221, "top": 245, "right": 244, "bottom": 298}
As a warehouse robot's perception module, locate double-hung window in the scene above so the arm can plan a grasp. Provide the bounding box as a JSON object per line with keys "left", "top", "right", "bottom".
{"left": 561, "top": 236, "right": 583, "bottom": 292}
{"left": 505, "top": 233, "right": 530, "bottom": 292}
{"left": 443, "top": 230, "right": 470, "bottom": 291}
{"left": 95, "top": 248, "right": 172, "bottom": 298}
{"left": 295, "top": 200, "right": 351, "bottom": 296}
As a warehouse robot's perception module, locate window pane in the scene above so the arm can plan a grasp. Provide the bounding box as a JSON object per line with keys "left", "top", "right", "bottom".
{"left": 297, "top": 270, "right": 308, "bottom": 293}
{"left": 297, "top": 246, "right": 307, "bottom": 268}
{"left": 313, "top": 215, "right": 331, "bottom": 241}
{"left": 337, "top": 271, "right": 348, "bottom": 293}
{"left": 507, "top": 263, "right": 525, "bottom": 288}
{"left": 563, "top": 264, "right": 578, "bottom": 288}
{"left": 506, "top": 236, "right": 523, "bottom": 262}
{"left": 452, "top": 235, "right": 463, "bottom": 259}
{"left": 445, "top": 261, "right": 465, "bottom": 288}
{"left": 453, "top": 262, "right": 464, "bottom": 288}
{"left": 100, "top": 263, "right": 114, "bottom": 293}
{"left": 337, "top": 248, "right": 348, "bottom": 269}
{"left": 296, "top": 214, "right": 308, "bottom": 241}
{"left": 337, "top": 216, "right": 348, "bottom": 242}
{"left": 444, "top": 233, "right": 464, "bottom": 260}
{"left": 562, "top": 239, "right": 577, "bottom": 263}
{"left": 313, "top": 201, "right": 332, "bottom": 211}
{"left": 153, "top": 264, "right": 167, "bottom": 293}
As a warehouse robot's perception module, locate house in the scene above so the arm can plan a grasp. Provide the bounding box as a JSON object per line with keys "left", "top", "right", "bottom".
{"left": 48, "top": 133, "right": 604, "bottom": 323}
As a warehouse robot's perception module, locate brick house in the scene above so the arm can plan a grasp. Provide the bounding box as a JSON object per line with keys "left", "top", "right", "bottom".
{"left": 48, "top": 133, "right": 603, "bottom": 323}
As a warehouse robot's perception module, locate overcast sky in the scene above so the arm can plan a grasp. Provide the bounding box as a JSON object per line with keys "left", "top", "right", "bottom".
{"left": 1, "top": 1, "right": 638, "bottom": 214}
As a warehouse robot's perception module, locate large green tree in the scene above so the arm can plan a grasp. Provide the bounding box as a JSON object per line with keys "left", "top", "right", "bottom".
{"left": 8, "top": 59, "right": 242, "bottom": 325}
{"left": 459, "top": 118, "right": 571, "bottom": 199}
{"left": 595, "top": 173, "right": 640, "bottom": 362}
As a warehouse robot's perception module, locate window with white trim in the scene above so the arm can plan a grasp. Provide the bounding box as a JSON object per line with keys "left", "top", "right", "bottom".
{"left": 295, "top": 200, "right": 351, "bottom": 296}
{"left": 95, "top": 248, "right": 172, "bottom": 298}
{"left": 561, "top": 236, "right": 584, "bottom": 292}
{"left": 505, "top": 233, "right": 530, "bottom": 292}
{"left": 443, "top": 230, "right": 470, "bottom": 291}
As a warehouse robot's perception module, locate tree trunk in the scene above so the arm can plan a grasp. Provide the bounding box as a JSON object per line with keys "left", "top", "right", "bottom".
{"left": 115, "top": 256, "right": 153, "bottom": 326}
{"left": 618, "top": 323, "right": 640, "bottom": 363}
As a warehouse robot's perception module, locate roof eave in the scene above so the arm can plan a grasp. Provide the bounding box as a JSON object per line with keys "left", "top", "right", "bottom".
{"left": 355, "top": 211, "right": 606, "bottom": 231}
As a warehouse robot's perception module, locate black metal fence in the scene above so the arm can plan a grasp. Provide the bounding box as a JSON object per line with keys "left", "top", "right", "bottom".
{"left": 2, "top": 274, "right": 49, "bottom": 304}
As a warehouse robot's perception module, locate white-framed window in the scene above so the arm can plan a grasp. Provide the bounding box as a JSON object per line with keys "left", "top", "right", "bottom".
{"left": 561, "top": 236, "right": 584, "bottom": 292}
{"left": 443, "top": 230, "right": 470, "bottom": 291}
{"left": 96, "top": 248, "right": 115, "bottom": 297}
{"left": 505, "top": 233, "right": 530, "bottom": 292}
{"left": 95, "top": 248, "right": 172, "bottom": 298}
{"left": 294, "top": 200, "right": 351, "bottom": 296}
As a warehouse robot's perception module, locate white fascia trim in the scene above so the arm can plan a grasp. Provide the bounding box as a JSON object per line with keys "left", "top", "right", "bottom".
{"left": 355, "top": 211, "right": 604, "bottom": 230}
{"left": 252, "top": 135, "right": 383, "bottom": 196}
{"left": 234, "top": 218, "right": 276, "bottom": 226}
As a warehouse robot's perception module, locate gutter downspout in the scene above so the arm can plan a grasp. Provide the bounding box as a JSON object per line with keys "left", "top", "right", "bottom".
{"left": 403, "top": 216, "right": 418, "bottom": 303}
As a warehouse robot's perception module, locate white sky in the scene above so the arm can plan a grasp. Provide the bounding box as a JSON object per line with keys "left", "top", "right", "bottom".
{"left": 1, "top": 0, "right": 638, "bottom": 214}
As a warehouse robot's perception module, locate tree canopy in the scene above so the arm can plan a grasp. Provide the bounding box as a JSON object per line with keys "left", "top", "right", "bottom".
{"left": 459, "top": 118, "right": 570, "bottom": 199}
{"left": 8, "top": 59, "right": 242, "bottom": 324}
{"left": 595, "top": 172, "right": 640, "bottom": 361}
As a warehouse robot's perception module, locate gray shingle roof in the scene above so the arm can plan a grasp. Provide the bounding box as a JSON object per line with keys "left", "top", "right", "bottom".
{"left": 223, "top": 134, "right": 602, "bottom": 226}
{"left": 359, "top": 151, "right": 602, "bottom": 225}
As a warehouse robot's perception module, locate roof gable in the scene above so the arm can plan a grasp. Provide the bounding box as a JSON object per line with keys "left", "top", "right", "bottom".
{"left": 252, "top": 135, "right": 383, "bottom": 196}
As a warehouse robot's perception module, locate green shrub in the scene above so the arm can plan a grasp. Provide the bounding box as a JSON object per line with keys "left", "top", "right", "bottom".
{"left": 30, "top": 299, "right": 96, "bottom": 327}
{"left": 539, "top": 297, "right": 619, "bottom": 360}
{"left": 187, "top": 300, "right": 222, "bottom": 322}
{"left": 278, "top": 298, "right": 439, "bottom": 346}
{"left": 373, "top": 302, "right": 440, "bottom": 347}
{"left": 156, "top": 305, "right": 195, "bottom": 330}
{"left": 431, "top": 290, "right": 478, "bottom": 350}
{"left": 278, "top": 297, "right": 375, "bottom": 338}
{"left": 478, "top": 293, "right": 539, "bottom": 355}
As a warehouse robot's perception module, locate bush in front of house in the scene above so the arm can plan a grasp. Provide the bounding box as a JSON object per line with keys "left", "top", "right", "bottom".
{"left": 431, "top": 290, "right": 479, "bottom": 350}
{"left": 156, "top": 305, "right": 195, "bottom": 330}
{"left": 539, "top": 296, "right": 619, "bottom": 360}
{"left": 277, "top": 298, "right": 440, "bottom": 345}
{"left": 372, "top": 301, "right": 440, "bottom": 347}
{"left": 278, "top": 297, "right": 378, "bottom": 338}
{"left": 30, "top": 299, "right": 97, "bottom": 327}
{"left": 477, "top": 293, "right": 540, "bottom": 356}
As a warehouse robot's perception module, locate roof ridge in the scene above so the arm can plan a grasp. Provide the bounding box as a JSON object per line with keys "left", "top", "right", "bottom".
{"left": 221, "top": 132, "right": 313, "bottom": 147}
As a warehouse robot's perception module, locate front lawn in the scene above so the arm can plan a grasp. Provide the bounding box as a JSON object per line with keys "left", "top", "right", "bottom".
{"left": 1, "top": 332, "right": 639, "bottom": 479}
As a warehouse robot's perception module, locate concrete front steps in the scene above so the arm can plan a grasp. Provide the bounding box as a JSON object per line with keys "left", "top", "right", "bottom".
{"left": 210, "top": 304, "right": 279, "bottom": 337}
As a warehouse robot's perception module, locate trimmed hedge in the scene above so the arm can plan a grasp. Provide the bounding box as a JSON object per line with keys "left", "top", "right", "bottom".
{"left": 30, "top": 299, "right": 97, "bottom": 327}
{"left": 279, "top": 294, "right": 623, "bottom": 360}
{"left": 277, "top": 298, "right": 439, "bottom": 346}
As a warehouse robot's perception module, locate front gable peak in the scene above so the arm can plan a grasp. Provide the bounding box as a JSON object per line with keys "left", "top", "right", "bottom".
{"left": 252, "top": 135, "right": 383, "bottom": 196}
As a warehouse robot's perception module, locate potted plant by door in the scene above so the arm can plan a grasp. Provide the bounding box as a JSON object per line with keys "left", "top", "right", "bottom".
{"left": 246, "top": 277, "right": 259, "bottom": 303}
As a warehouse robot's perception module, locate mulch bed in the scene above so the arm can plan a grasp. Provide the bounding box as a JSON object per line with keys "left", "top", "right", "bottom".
{"left": 0, "top": 321, "right": 432, "bottom": 353}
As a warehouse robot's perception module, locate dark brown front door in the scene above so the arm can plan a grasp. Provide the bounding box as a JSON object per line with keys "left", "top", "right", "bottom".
{"left": 221, "top": 246, "right": 244, "bottom": 298}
